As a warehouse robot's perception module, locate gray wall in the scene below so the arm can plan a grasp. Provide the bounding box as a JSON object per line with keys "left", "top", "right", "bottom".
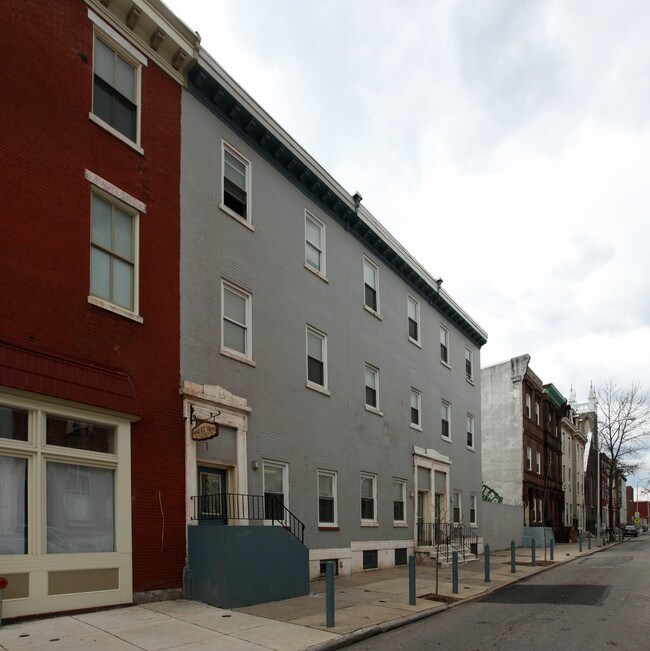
{"left": 482, "top": 502, "right": 524, "bottom": 550}
{"left": 180, "top": 89, "right": 484, "bottom": 551}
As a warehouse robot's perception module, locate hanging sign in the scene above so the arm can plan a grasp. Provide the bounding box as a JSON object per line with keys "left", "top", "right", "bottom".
{"left": 192, "top": 421, "right": 218, "bottom": 441}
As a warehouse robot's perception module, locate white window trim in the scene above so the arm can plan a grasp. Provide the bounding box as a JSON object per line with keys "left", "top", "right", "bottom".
{"left": 441, "top": 400, "right": 451, "bottom": 441}
{"left": 440, "top": 325, "right": 450, "bottom": 368}
{"left": 262, "top": 460, "right": 288, "bottom": 525}
{"left": 221, "top": 280, "right": 253, "bottom": 363}
{"left": 360, "top": 472, "right": 377, "bottom": 525}
{"left": 466, "top": 413, "right": 475, "bottom": 450}
{"left": 465, "top": 347, "right": 474, "bottom": 384}
{"left": 393, "top": 478, "right": 407, "bottom": 525}
{"left": 306, "top": 325, "right": 330, "bottom": 395}
{"left": 407, "top": 294, "right": 421, "bottom": 346}
{"left": 409, "top": 388, "right": 422, "bottom": 431}
{"left": 317, "top": 469, "right": 337, "bottom": 527}
{"left": 363, "top": 256, "right": 380, "bottom": 318}
{"left": 469, "top": 493, "right": 478, "bottom": 527}
{"left": 88, "top": 11, "right": 145, "bottom": 153}
{"left": 364, "top": 363, "right": 382, "bottom": 416}
{"left": 220, "top": 141, "right": 253, "bottom": 229}
{"left": 304, "top": 210, "right": 327, "bottom": 280}
{"left": 88, "top": 183, "right": 141, "bottom": 322}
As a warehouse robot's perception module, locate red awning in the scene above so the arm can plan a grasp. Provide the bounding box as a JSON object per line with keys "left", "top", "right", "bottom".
{"left": 0, "top": 341, "right": 142, "bottom": 418}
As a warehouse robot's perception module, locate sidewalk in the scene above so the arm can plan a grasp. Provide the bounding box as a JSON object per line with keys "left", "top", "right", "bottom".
{"left": 0, "top": 539, "right": 624, "bottom": 651}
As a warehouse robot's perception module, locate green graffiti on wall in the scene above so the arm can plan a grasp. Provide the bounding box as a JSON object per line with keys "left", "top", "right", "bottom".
{"left": 482, "top": 482, "right": 503, "bottom": 503}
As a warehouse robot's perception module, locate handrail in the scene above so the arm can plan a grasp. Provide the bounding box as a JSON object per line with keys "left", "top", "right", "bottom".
{"left": 190, "top": 492, "right": 305, "bottom": 544}
{"left": 417, "top": 522, "right": 479, "bottom": 561}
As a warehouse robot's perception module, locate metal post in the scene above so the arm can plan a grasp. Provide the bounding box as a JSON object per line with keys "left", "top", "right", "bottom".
{"left": 550, "top": 539, "right": 554, "bottom": 560}
{"left": 409, "top": 555, "right": 416, "bottom": 605}
{"left": 578, "top": 531, "right": 583, "bottom": 553}
{"left": 531, "top": 539, "right": 536, "bottom": 567}
{"left": 588, "top": 532, "right": 592, "bottom": 550}
{"left": 452, "top": 551, "right": 459, "bottom": 594}
{"left": 484, "top": 544, "right": 491, "bottom": 583}
{"left": 326, "top": 561, "right": 335, "bottom": 628}
{"left": 511, "top": 540, "right": 516, "bottom": 573}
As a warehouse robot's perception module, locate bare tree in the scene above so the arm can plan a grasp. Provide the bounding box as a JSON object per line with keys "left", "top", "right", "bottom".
{"left": 597, "top": 380, "right": 650, "bottom": 539}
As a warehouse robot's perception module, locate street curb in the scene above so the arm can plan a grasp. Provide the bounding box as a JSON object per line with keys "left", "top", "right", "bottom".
{"left": 305, "top": 542, "right": 620, "bottom": 650}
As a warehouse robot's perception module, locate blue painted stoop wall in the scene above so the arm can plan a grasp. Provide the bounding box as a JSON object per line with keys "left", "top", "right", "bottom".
{"left": 185, "top": 525, "right": 310, "bottom": 609}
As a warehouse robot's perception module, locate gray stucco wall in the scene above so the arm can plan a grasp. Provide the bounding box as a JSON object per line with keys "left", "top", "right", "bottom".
{"left": 180, "top": 89, "right": 484, "bottom": 554}
{"left": 482, "top": 502, "right": 524, "bottom": 550}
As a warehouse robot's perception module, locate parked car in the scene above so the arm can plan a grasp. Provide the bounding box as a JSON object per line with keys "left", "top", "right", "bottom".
{"left": 623, "top": 525, "right": 638, "bottom": 537}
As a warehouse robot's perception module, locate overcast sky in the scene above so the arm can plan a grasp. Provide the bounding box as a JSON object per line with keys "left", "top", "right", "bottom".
{"left": 165, "top": 0, "right": 650, "bottom": 483}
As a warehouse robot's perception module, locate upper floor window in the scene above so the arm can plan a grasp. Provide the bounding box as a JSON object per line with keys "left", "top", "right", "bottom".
{"left": 365, "top": 364, "right": 380, "bottom": 412}
{"left": 363, "top": 257, "right": 379, "bottom": 315}
{"left": 466, "top": 414, "right": 475, "bottom": 449}
{"left": 465, "top": 347, "right": 474, "bottom": 381}
{"left": 92, "top": 35, "right": 140, "bottom": 144}
{"left": 441, "top": 401, "right": 451, "bottom": 440}
{"left": 90, "top": 192, "right": 137, "bottom": 313}
{"left": 221, "top": 281, "right": 252, "bottom": 360}
{"left": 263, "top": 461, "right": 287, "bottom": 520}
{"left": 440, "top": 325, "right": 449, "bottom": 365}
{"left": 393, "top": 479, "right": 406, "bottom": 524}
{"left": 306, "top": 326, "right": 328, "bottom": 391}
{"left": 536, "top": 450, "right": 541, "bottom": 475}
{"left": 469, "top": 493, "right": 478, "bottom": 526}
{"left": 535, "top": 401, "right": 540, "bottom": 425}
{"left": 452, "top": 490, "right": 462, "bottom": 524}
{"left": 222, "top": 142, "right": 251, "bottom": 223}
{"left": 407, "top": 295, "right": 420, "bottom": 344}
{"left": 410, "top": 389, "right": 421, "bottom": 428}
{"left": 305, "top": 211, "right": 326, "bottom": 276}
{"left": 526, "top": 446, "right": 532, "bottom": 471}
{"left": 525, "top": 393, "right": 531, "bottom": 419}
{"left": 360, "top": 473, "right": 377, "bottom": 523}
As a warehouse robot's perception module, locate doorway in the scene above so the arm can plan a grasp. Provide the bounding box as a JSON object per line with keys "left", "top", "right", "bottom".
{"left": 417, "top": 490, "right": 430, "bottom": 544}
{"left": 198, "top": 467, "right": 227, "bottom": 523}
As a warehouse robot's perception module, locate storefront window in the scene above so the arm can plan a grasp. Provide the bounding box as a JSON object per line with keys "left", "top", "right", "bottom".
{"left": 0, "top": 456, "right": 27, "bottom": 554}
{"left": 0, "top": 406, "right": 28, "bottom": 441}
{"left": 46, "top": 416, "right": 115, "bottom": 453}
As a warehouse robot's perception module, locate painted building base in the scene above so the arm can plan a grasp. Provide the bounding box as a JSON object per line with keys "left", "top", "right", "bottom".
{"left": 523, "top": 526, "right": 555, "bottom": 548}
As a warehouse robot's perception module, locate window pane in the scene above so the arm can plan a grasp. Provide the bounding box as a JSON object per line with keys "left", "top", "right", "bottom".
{"left": 411, "top": 392, "right": 418, "bottom": 410}
{"left": 93, "top": 80, "right": 114, "bottom": 126}
{"left": 361, "top": 477, "right": 373, "bottom": 498}
{"left": 308, "top": 357, "right": 324, "bottom": 385}
{"left": 364, "top": 285, "right": 377, "bottom": 310}
{"left": 408, "top": 299, "right": 417, "bottom": 320}
{"left": 91, "top": 248, "right": 111, "bottom": 300}
{"left": 319, "top": 474, "right": 333, "bottom": 497}
{"left": 365, "top": 368, "right": 376, "bottom": 390}
{"left": 361, "top": 498, "right": 374, "bottom": 520}
{"left": 46, "top": 416, "right": 115, "bottom": 453}
{"left": 0, "top": 407, "right": 28, "bottom": 441}
{"left": 223, "top": 320, "right": 246, "bottom": 354}
{"left": 363, "top": 262, "right": 376, "bottom": 288}
{"left": 306, "top": 217, "right": 321, "bottom": 247}
{"left": 305, "top": 242, "right": 321, "bottom": 270}
{"left": 319, "top": 498, "right": 334, "bottom": 523}
{"left": 307, "top": 331, "right": 323, "bottom": 361}
{"left": 264, "top": 465, "right": 284, "bottom": 493}
{"left": 393, "top": 481, "right": 404, "bottom": 501}
{"left": 224, "top": 151, "right": 246, "bottom": 189}
{"left": 113, "top": 207, "right": 133, "bottom": 260}
{"left": 366, "top": 386, "right": 376, "bottom": 407}
{"left": 91, "top": 195, "right": 113, "bottom": 249}
{"left": 114, "top": 96, "right": 136, "bottom": 140}
{"left": 112, "top": 258, "right": 134, "bottom": 310}
{"left": 46, "top": 462, "right": 115, "bottom": 553}
{"left": 224, "top": 288, "right": 246, "bottom": 325}
{"left": 0, "top": 456, "right": 27, "bottom": 554}
{"left": 116, "top": 55, "right": 135, "bottom": 102}
{"left": 94, "top": 39, "right": 114, "bottom": 85}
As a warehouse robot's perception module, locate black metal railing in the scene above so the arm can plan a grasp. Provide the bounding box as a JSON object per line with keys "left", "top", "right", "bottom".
{"left": 417, "top": 522, "right": 479, "bottom": 561}
{"left": 190, "top": 492, "right": 305, "bottom": 544}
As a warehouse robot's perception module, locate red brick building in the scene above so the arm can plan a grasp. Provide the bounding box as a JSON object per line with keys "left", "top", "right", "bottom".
{"left": 0, "top": 0, "right": 198, "bottom": 617}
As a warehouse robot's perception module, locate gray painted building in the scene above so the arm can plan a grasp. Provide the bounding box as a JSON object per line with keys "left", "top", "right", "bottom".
{"left": 180, "top": 49, "right": 487, "bottom": 578}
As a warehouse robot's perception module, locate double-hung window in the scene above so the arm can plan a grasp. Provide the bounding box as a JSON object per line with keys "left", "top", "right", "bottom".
{"left": 441, "top": 401, "right": 451, "bottom": 440}
{"left": 466, "top": 413, "right": 475, "bottom": 449}
{"left": 526, "top": 446, "right": 532, "bottom": 471}
{"left": 221, "top": 281, "right": 252, "bottom": 360}
{"left": 440, "top": 326, "right": 449, "bottom": 365}
{"left": 465, "top": 347, "right": 473, "bottom": 381}
{"left": 306, "top": 326, "right": 328, "bottom": 391}
{"left": 222, "top": 142, "right": 251, "bottom": 222}
{"left": 410, "top": 389, "right": 421, "bottom": 428}
{"left": 90, "top": 192, "right": 137, "bottom": 313}
{"left": 360, "top": 473, "right": 377, "bottom": 523}
{"left": 305, "top": 211, "right": 325, "bottom": 276}
{"left": 393, "top": 479, "right": 406, "bottom": 524}
{"left": 536, "top": 451, "right": 541, "bottom": 475}
{"left": 452, "top": 490, "right": 462, "bottom": 524}
{"left": 363, "top": 257, "right": 379, "bottom": 314}
{"left": 318, "top": 470, "right": 337, "bottom": 526}
{"left": 470, "top": 493, "right": 477, "bottom": 526}
{"left": 263, "top": 461, "right": 287, "bottom": 520}
{"left": 365, "top": 364, "right": 380, "bottom": 412}
{"left": 525, "top": 393, "right": 531, "bottom": 418}
{"left": 407, "top": 295, "right": 420, "bottom": 344}
{"left": 535, "top": 401, "right": 540, "bottom": 425}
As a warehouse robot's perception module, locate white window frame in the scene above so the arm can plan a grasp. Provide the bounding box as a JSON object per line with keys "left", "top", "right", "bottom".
{"left": 87, "top": 176, "right": 142, "bottom": 323}
{"left": 410, "top": 388, "right": 422, "bottom": 430}
{"left": 441, "top": 401, "right": 451, "bottom": 441}
{"left": 407, "top": 295, "right": 420, "bottom": 345}
{"left": 262, "top": 460, "right": 288, "bottom": 523}
{"left": 465, "top": 347, "right": 474, "bottom": 382}
{"left": 469, "top": 493, "right": 478, "bottom": 526}
{"left": 363, "top": 256, "right": 380, "bottom": 317}
{"left": 304, "top": 210, "right": 326, "bottom": 279}
{"left": 535, "top": 401, "right": 540, "bottom": 425}
{"left": 526, "top": 446, "right": 532, "bottom": 471}
{"left": 317, "top": 469, "right": 337, "bottom": 527}
{"left": 221, "top": 280, "right": 254, "bottom": 365}
{"left": 365, "top": 364, "right": 381, "bottom": 415}
{"left": 536, "top": 450, "right": 541, "bottom": 475}
{"left": 393, "top": 478, "right": 407, "bottom": 525}
{"left": 88, "top": 11, "right": 145, "bottom": 153}
{"left": 220, "top": 141, "right": 252, "bottom": 228}
{"left": 440, "top": 325, "right": 450, "bottom": 366}
{"left": 360, "top": 472, "right": 377, "bottom": 524}
{"left": 525, "top": 393, "right": 531, "bottom": 418}
{"left": 306, "top": 325, "right": 329, "bottom": 395}
{"left": 452, "top": 490, "right": 462, "bottom": 524}
{"left": 466, "top": 413, "right": 475, "bottom": 449}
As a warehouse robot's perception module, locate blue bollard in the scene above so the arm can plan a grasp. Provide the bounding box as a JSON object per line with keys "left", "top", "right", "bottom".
{"left": 326, "top": 561, "right": 335, "bottom": 628}
{"left": 452, "top": 551, "right": 459, "bottom": 594}
{"left": 550, "top": 539, "right": 554, "bottom": 560}
{"left": 579, "top": 531, "right": 583, "bottom": 553}
{"left": 511, "top": 540, "right": 516, "bottom": 573}
{"left": 409, "top": 555, "right": 416, "bottom": 606}
{"left": 484, "top": 544, "right": 491, "bottom": 583}
{"left": 531, "top": 539, "right": 536, "bottom": 566}
{"left": 588, "top": 533, "right": 592, "bottom": 550}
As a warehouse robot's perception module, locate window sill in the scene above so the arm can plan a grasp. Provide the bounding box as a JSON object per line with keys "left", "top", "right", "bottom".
{"left": 409, "top": 423, "right": 423, "bottom": 432}
{"left": 467, "top": 446, "right": 475, "bottom": 452}
{"left": 364, "top": 305, "right": 382, "bottom": 320}
{"left": 360, "top": 521, "right": 379, "bottom": 527}
{"left": 306, "top": 381, "right": 330, "bottom": 396}
{"left": 393, "top": 522, "right": 408, "bottom": 528}
{"left": 466, "top": 377, "right": 475, "bottom": 386}
{"left": 304, "top": 263, "right": 329, "bottom": 283}
{"left": 220, "top": 347, "right": 256, "bottom": 367}
{"left": 88, "top": 296, "right": 143, "bottom": 323}
{"left": 219, "top": 203, "right": 255, "bottom": 231}
{"left": 318, "top": 525, "right": 340, "bottom": 531}
{"left": 441, "top": 435, "right": 452, "bottom": 443}
{"left": 89, "top": 113, "right": 144, "bottom": 155}
{"left": 365, "top": 405, "right": 383, "bottom": 417}
{"left": 408, "top": 337, "right": 422, "bottom": 349}
{"left": 440, "top": 360, "right": 451, "bottom": 369}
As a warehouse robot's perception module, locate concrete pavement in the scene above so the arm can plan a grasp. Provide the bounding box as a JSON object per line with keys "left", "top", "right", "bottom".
{"left": 0, "top": 538, "right": 628, "bottom": 651}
